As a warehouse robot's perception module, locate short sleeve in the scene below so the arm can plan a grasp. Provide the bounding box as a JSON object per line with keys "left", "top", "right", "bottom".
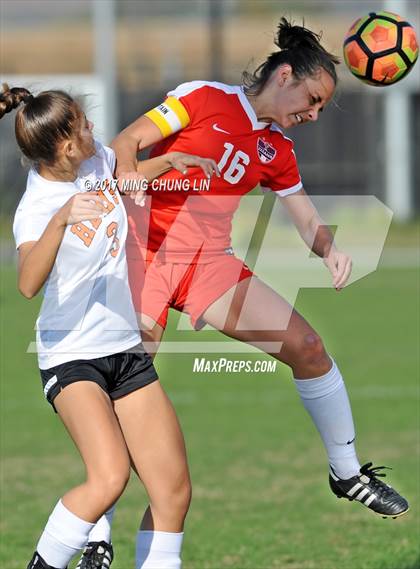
{"left": 144, "top": 81, "right": 209, "bottom": 138}
{"left": 261, "top": 137, "right": 303, "bottom": 198}
{"left": 102, "top": 144, "right": 116, "bottom": 174}
{"left": 12, "top": 170, "right": 68, "bottom": 250}
{"left": 13, "top": 200, "right": 56, "bottom": 249}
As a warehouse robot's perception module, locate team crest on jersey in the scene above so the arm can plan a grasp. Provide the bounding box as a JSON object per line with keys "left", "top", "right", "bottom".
{"left": 257, "top": 137, "right": 276, "bottom": 163}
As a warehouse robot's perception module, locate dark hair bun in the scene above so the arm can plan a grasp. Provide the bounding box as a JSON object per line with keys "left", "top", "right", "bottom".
{"left": 275, "top": 17, "right": 322, "bottom": 51}
{"left": 243, "top": 16, "right": 339, "bottom": 95}
{"left": 0, "top": 84, "right": 33, "bottom": 119}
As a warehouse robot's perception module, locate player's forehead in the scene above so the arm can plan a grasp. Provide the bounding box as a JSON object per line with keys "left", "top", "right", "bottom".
{"left": 304, "top": 68, "right": 336, "bottom": 105}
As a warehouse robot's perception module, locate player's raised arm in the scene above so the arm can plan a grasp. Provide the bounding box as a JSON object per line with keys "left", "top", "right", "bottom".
{"left": 112, "top": 90, "right": 219, "bottom": 204}
{"left": 112, "top": 115, "right": 164, "bottom": 176}
{"left": 17, "top": 194, "right": 105, "bottom": 299}
{"left": 280, "top": 188, "right": 352, "bottom": 290}
{"left": 112, "top": 91, "right": 192, "bottom": 176}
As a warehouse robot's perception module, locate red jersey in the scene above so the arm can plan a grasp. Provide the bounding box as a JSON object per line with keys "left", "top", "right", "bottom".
{"left": 126, "top": 81, "right": 302, "bottom": 263}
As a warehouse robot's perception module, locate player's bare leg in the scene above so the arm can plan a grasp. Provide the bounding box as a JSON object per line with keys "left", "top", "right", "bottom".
{"left": 202, "top": 275, "right": 330, "bottom": 378}
{"left": 202, "top": 276, "right": 409, "bottom": 518}
{"left": 79, "top": 319, "right": 165, "bottom": 568}
{"left": 28, "top": 382, "right": 131, "bottom": 569}
{"left": 113, "top": 380, "right": 191, "bottom": 567}
{"left": 55, "top": 382, "right": 131, "bottom": 520}
{"left": 77, "top": 378, "right": 189, "bottom": 569}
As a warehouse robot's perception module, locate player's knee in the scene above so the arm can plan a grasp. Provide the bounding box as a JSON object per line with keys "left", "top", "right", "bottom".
{"left": 88, "top": 466, "right": 130, "bottom": 506}
{"left": 168, "top": 474, "right": 192, "bottom": 515}
{"left": 178, "top": 477, "right": 192, "bottom": 512}
{"left": 172, "top": 486, "right": 191, "bottom": 520}
{"left": 152, "top": 474, "right": 192, "bottom": 519}
{"left": 300, "top": 333, "right": 327, "bottom": 365}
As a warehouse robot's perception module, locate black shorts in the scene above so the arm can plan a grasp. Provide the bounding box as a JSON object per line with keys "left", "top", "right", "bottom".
{"left": 40, "top": 345, "right": 158, "bottom": 412}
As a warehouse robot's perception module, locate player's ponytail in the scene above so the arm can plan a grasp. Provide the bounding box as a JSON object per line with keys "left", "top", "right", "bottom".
{"left": 0, "top": 84, "right": 80, "bottom": 166}
{"left": 0, "top": 84, "right": 33, "bottom": 118}
{"left": 243, "top": 17, "right": 340, "bottom": 95}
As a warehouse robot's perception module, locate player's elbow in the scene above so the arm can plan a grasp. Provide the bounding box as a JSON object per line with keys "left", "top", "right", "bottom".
{"left": 19, "top": 287, "right": 36, "bottom": 299}
{"left": 111, "top": 126, "right": 138, "bottom": 149}
{"left": 18, "top": 280, "right": 39, "bottom": 299}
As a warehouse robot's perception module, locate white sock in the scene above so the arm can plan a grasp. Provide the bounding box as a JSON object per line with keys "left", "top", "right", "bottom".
{"left": 36, "top": 500, "right": 95, "bottom": 569}
{"left": 294, "top": 358, "right": 361, "bottom": 479}
{"left": 136, "top": 530, "right": 184, "bottom": 569}
{"left": 86, "top": 504, "right": 116, "bottom": 543}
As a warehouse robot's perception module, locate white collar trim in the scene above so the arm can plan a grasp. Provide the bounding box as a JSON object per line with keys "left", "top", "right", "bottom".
{"left": 235, "top": 86, "right": 270, "bottom": 131}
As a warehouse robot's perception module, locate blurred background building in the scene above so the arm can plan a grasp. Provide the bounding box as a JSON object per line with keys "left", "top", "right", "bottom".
{"left": 1, "top": 0, "right": 419, "bottom": 219}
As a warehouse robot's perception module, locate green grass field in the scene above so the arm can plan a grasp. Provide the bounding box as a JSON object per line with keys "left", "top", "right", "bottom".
{"left": 1, "top": 263, "right": 419, "bottom": 569}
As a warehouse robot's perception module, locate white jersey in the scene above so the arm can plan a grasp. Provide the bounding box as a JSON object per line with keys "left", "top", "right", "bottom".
{"left": 13, "top": 141, "right": 141, "bottom": 370}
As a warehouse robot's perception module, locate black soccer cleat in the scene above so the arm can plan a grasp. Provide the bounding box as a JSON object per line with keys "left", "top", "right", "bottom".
{"left": 27, "top": 552, "right": 65, "bottom": 569}
{"left": 329, "top": 462, "right": 409, "bottom": 518}
{"left": 75, "top": 541, "right": 114, "bottom": 569}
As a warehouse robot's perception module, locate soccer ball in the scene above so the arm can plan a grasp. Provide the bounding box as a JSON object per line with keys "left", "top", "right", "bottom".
{"left": 343, "top": 11, "right": 418, "bottom": 86}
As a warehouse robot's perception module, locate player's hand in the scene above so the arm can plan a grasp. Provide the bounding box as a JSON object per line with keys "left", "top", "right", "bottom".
{"left": 323, "top": 249, "right": 352, "bottom": 291}
{"left": 117, "top": 171, "right": 148, "bottom": 206}
{"left": 167, "top": 152, "right": 221, "bottom": 178}
{"left": 55, "top": 193, "right": 107, "bottom": 226}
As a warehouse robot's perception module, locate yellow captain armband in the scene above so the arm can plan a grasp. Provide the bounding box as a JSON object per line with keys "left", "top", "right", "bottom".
{"left": 144, "top": 96, "right": 190, "bottom": 137}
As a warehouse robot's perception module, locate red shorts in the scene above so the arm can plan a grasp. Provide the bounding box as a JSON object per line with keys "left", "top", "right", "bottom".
{"left": 126, "top": 250, "right": 253, "bottom": 330}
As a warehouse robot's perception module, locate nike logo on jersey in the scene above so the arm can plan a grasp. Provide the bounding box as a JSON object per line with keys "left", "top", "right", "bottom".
{"left": 212, "top": 123, "right": 231, "bottom": 134}
{"left": 346, "top": 437, "right": 356, "bottom": 445}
